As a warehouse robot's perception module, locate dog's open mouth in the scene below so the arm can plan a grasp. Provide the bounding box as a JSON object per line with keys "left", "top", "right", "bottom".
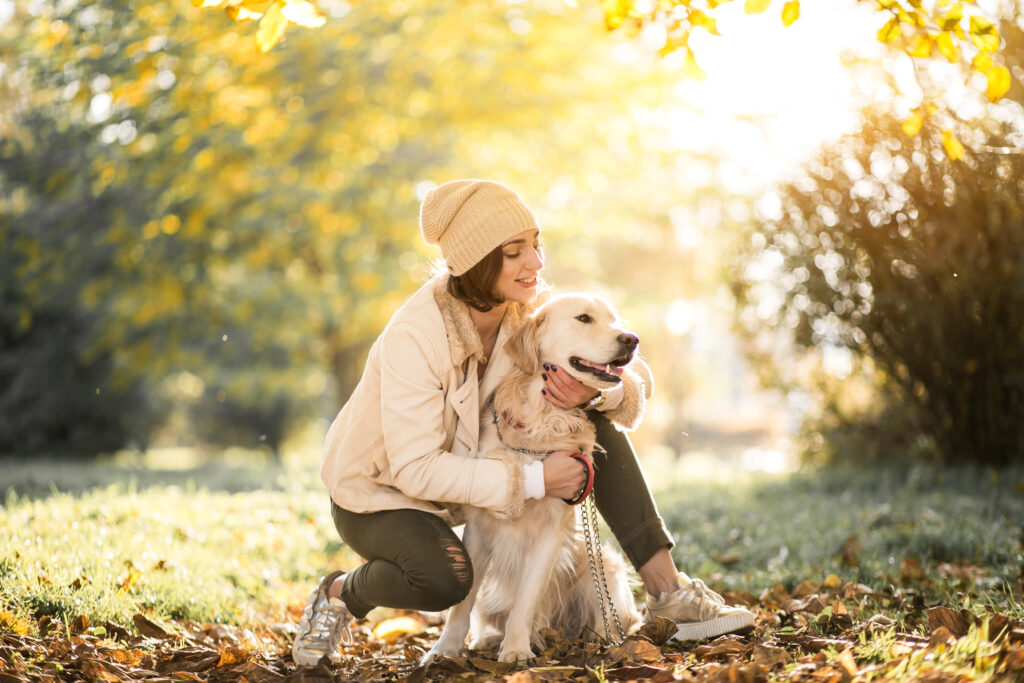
{"left": 570, "top": 352, "right": 633, "bottom": 383}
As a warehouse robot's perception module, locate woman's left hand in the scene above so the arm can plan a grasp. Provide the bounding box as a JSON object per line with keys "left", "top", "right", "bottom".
{"left": 541, "top": 363, "right": 599, "bottom": 409}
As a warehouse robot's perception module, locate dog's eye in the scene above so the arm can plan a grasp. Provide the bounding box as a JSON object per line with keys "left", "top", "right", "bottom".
{"left": 575, "top": 314, "right": 593, "bottom": 324}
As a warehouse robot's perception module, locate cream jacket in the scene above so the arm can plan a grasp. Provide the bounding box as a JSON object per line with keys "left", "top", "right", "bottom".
{"left": 321, "top": 274, "right": 651, "bottom": 525}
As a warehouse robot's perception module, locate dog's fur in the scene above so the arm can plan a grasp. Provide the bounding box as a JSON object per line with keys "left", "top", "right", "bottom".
{"left": 423, "top": 293, "right": 645, "bottom": 665}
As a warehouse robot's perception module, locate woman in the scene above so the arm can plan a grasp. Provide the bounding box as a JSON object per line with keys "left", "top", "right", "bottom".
{"left": 292, "top": 180, "right": 754, "bottom": 666}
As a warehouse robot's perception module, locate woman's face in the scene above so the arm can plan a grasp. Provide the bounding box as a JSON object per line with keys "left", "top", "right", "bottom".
{"left": 493, "top": 229, "right": 544, "bottom": 305}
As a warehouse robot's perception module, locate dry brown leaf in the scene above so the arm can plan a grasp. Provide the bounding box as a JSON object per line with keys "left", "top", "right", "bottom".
{"left": 621, "top": 637, "right": 663, "bottom": 663}
{"left": 1004, "top": 647, "right": 1024, "bottom": 671}
{"left": 217, "top": 645, "right": 248, "bottom": 666}
{"left": 928, "top": 606, "right": 969, "bottom": 638}
{"left": 792, "top": 580, "right": 821, "bottom": 598}
{"left": 929, "top": 625, "right": 956, "bottom": 648}
{"left": 132, "top": 613, "right": 170, "bottom": 639}
{"left": 752, "top": 643, "right": 790, "bottom": 668}
{"left": 901, "top": 557, "right": 927, "bottom": 582}
{"left": 836, "top": 648, "right": 858, "bottom": 677}
{"left": 638, "top": 616, "right": 677, "bottom": 645}
{"left": 233, "top": 660, "right": 286, "bottom": 682}
{"left": 70, "top": 614, "right": 91, "bottom": 634}
{"left": 468, "top": 657, "right": 516, "bottom": 675}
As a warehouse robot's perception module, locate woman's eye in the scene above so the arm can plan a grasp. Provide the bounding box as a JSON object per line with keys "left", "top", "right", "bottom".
{"left": 575, "top": 314, "right": 593, "bottom": 323}
{"left": 503, "top": 250, "right": 520, "bottom": 258}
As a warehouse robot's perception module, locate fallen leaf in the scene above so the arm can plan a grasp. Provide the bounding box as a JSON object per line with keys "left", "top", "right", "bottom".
{"left": 836, "top": 648, "right": 857, "bottom": 677}
{"left": 901, "top": 557, "right": 927, "bottom": 582}
{"left": 1005, "top": 648, "right": 1024, "bottom": 671}
{"left": 133, "top": 613, "right": 170, "bottom": 639}
{"left": 70, "top": 615, "right": 91, "bottom": 634}
{"left": 928, "top": 606, "right": 969, "bottom": 638}
{"left": 621, "top": 637, "right": 663, "bottom": 662}
{"left": 638, "top": 616, "right": 677, "bottom": 646}
{"left": 929, "top": 625, "right": 955, "bottom": 649}
{"left": 841, "top": 537, "right": 862, "bottom": 567}
{"left": 468, "top": 657, "right": 516, "bottom": 675}
{"left": 232, "top": 660, "right": 285, "bottom": 682}
{"left": 372, "top": 616, "right": 425, "bottom": 642}
{"left": 217, "top": 645, "right": 248, "bottom": 666}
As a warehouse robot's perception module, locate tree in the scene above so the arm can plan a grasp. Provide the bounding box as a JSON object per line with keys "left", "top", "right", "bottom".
{"left": 733, "top": 108, "right": 1024, "bottom": 465}
{"left": 1, "top": 0, "right": 702, "bottom": 455}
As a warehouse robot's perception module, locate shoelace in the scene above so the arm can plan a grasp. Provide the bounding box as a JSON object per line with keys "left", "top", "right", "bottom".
{"left": 309, "top": 597, "right": 353, "bottom": 648}
{"left": 680, "top": 579, "right": 726, "bottom": 621}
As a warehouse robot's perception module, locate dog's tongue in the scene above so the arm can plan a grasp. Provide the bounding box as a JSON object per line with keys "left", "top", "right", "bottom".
{"left": 605, "top": 364, "right": 624, "bottom": 376}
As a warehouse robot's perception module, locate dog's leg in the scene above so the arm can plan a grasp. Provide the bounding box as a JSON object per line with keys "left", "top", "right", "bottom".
{"left": 420, "top": 523, "right": 487, "bottom": 667}
{"left": 497, "top": 526, "right": 564, "bottom": 663}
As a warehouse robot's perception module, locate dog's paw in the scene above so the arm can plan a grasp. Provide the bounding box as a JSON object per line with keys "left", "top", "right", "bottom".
{"left": 419, "top": 643, "right": 462, "bottom": 667}
{"left": 497, "top": 645, "right": 534, "bottom": 663}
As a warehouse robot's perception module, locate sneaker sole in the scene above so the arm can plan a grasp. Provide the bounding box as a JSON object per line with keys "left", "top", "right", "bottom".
{"left": 672, "top": 612, "right": 756, "bottom": 641}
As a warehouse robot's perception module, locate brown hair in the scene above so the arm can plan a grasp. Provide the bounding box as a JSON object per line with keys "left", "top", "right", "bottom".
{"left": 446, "top": 246, "right": 504, "bottom": 312}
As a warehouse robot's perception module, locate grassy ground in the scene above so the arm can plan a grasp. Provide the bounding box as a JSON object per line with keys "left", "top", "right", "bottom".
{"left": 1, "top": 451, "right": 1022, "bottom": 680}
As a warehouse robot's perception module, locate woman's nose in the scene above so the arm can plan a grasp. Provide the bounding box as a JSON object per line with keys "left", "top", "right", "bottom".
{"left": 526, "top": 246, "right": 544, "bottom": 270}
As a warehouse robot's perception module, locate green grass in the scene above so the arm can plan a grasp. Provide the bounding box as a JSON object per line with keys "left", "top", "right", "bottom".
{"left": 648, "top": 450, "right": 1024, "bottom": 607}
{"left": 0, "top": 453, "right": 357, "bottom": 631}
{"left": 1, "top": 450, "right": 1022, "bottom": 639}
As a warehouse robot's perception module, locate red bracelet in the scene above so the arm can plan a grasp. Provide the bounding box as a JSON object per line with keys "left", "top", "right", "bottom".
{"left": 562, "top": 453, "right": 595, "bottom": 505}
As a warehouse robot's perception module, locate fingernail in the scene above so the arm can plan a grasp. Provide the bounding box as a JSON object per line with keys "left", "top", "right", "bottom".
{"left": 542, "top": 373, "right": 548, "bottom": 381}
{"left": 551, "top": 366, "right": 558, "bottom": 373}
{"left": 541, "top": 389, "right": 547, "bottom": 395}
{"left": 543, "top": 363, "right": 550, "bottom": 370}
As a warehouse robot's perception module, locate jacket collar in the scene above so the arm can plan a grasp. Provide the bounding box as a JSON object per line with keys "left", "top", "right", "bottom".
{"left": 432, "top": 274, "right": 544, "bottom": 369}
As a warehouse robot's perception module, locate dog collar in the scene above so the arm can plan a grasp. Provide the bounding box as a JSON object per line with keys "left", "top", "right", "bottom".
{"left": 562, "top": 453, "right": 595, "bottom": 506}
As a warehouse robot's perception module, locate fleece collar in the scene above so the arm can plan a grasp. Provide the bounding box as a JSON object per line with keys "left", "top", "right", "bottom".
{"left": 431, "top": 274, "right": 544, "bottom": 369}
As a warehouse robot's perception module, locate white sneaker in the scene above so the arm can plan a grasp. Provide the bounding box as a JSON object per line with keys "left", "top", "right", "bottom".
{"left": 645, "top": 574, "right": 755, "bottom": 641}
{"left": 292, "top": 571, "right": 353, "bottom": 666}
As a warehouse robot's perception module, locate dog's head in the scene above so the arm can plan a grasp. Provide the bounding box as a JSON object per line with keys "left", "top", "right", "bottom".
{"left": 505, "top": 293, "right": 639, "bottom": 389}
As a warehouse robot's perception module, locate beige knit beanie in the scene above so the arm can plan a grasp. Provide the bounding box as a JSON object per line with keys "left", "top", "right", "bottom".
{"left": 419, "top": 180, "right": 540, "bottom": 276}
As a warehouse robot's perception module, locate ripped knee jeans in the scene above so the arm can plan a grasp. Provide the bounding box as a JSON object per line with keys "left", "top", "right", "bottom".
{"left": 330, "top": 502, "right": 473, "bottom": 619}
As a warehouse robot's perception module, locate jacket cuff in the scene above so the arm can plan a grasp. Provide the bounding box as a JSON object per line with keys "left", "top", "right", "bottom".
{"left": 497, "top": 449, "right": 525, "bottom": 520}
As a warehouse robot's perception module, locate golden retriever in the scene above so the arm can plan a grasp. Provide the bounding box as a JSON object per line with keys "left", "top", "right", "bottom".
{"left": 422, "top": 293, "right": 644, "bottom": 665}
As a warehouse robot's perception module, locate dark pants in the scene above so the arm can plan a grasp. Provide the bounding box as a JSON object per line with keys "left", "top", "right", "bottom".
{"left": 331, "top": 412, "right": 673, "bottom": 618}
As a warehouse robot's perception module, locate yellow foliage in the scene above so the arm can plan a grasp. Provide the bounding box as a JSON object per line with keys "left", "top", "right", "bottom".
{"left": 781, "top": 1, "right": 799, "bottom": 27}
{"left": 985, "top": 65, "right": 1010, "bottom": 102}
{"left": 971, "top": 51, "right": 993, "bottom": 74}
{"left": 744, "top": 0, "right": 771, "bottom": 14}
{"left": 877, "top": 17, "right": 901, "bottom": 43}
{"left": 968, "top": 15, "right": 999, "bottom": 52}
{"left": 901, "top": 109, "right": 925, "bottom": 136}
{"left": 682, "top": 47, "right": 707, "bottom": 81}
{"left": 906, "top": 34, "right": 932, "bottom": 58}
{"left": 280, "top": 0, "right": 325, "bottom": 28}
{"left": 143, "top": 220, "right": 160, "bottom": 239}
{"left": 602, "top": 0, "right": 631, "bottom": 30}
{"left": 936, "top": 31, "right": 958, "bottom": 62}
{"left": 256, "top": 1, "right": 288, "bottom": 52}
{"left": 941, "top": 129, "right": 965, "bottom": 160}
{"left": 689, "top": 10, "right": 720, "bottom": 36}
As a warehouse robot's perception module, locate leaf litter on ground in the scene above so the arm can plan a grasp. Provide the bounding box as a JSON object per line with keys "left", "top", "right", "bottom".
{"left": 2, "top": 577, "right": 1023, "bottom": 682}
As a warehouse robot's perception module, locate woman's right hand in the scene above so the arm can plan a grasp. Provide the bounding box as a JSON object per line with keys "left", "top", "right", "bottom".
{"left": 542, "top": 450, "right": 588, "bottom": 500}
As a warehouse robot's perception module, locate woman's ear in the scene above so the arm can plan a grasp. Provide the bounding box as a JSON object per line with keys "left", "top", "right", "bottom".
{"left": 504, "top": 312, "right": 545, "bottom": 375}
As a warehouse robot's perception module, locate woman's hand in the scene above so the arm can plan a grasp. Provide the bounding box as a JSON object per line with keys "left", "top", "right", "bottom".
{"left": 541, "top": 363, "right": 599, "bottom": 409}
{"left": 542, "top": 450, "right": 589, "bottom": 499}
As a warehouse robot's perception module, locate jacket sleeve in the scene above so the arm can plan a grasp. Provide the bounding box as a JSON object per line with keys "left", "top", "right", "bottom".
{"left": 378, "top": 321, "right": 525, "bottom": 518}
{"left": 599, "top": 357, "right": 654, "bottom": 431}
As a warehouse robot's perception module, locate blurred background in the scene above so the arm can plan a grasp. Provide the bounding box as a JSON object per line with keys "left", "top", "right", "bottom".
{"left": 2, "top": 0, "right": 1023, "bottom": 474}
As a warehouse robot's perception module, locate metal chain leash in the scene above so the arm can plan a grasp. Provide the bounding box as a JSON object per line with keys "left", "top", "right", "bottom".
{"left": 579, "top": 493, "right": 626, "bottom": 644}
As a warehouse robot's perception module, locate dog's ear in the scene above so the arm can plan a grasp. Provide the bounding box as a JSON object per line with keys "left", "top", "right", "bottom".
{"left": 505, "top": 312, "right": 546, "bottom": 375}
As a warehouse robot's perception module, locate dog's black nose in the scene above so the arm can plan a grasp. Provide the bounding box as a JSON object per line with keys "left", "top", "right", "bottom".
{"left": 618, "top": 333, "right": 639, "bottom": 349}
